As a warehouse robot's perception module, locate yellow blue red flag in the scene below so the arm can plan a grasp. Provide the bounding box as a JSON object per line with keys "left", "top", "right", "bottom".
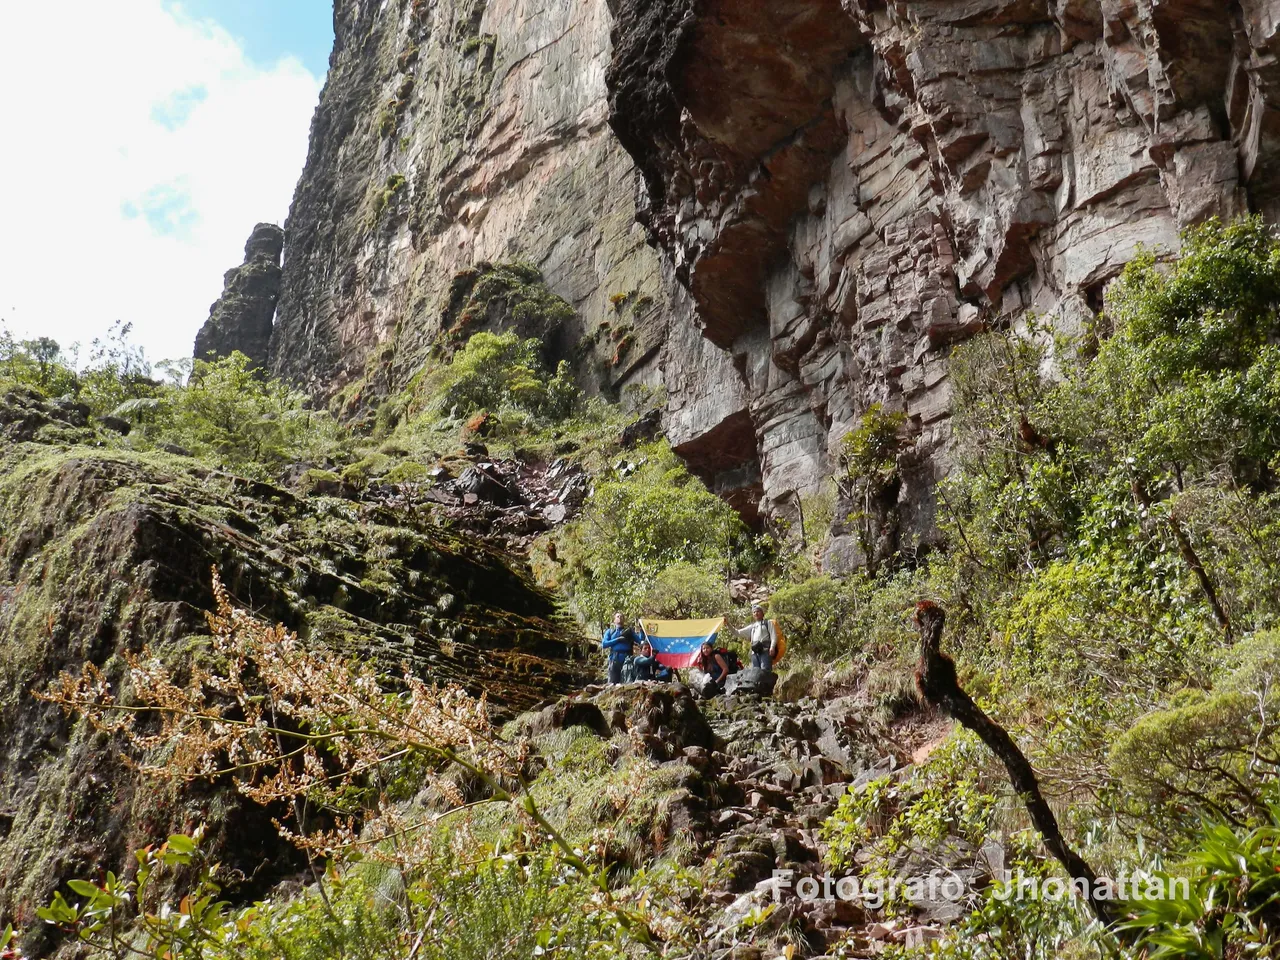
{"left": 638, "top": 618, "right": 725, "bottom": 668}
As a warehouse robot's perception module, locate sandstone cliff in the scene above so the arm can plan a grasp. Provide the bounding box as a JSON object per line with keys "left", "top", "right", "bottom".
{"left": 193, "top": 223, "right": 284, "bottom": 367}
{"left": 268, "top": 0, "right": 1280, "bottom": 565}
{"left": 269, "top": 0, "right": 669, "bottom": 400}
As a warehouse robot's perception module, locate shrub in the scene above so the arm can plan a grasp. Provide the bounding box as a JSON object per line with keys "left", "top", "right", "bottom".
{"left": 1109, "top": 631, "right": 1280, "bottom": 832}
{"left": 554, "top": 442, "right": 745, "bottom": 627}
{"left": 441, "top": 261, "right": 575, "bottom": 346}
{"left": 768, "top": 576, "right": 845, "bottom": 654}
{"left": 836, "top": 403, "right": 908, "bottom": 575}
{"left": 641, "top": 562, "right": 730, "bottom": 620}
{"left": 0, "top": 328, "right": 79, "bottom": 396}
{"left": 80, "top": 320, "right": 159, "bottom": 416}
{"left": 1119, "top": 803, "right": 1280, "bottom": 958}
{"left": 160, "top": 353, "right": 337, "bottom": 474}
{"left": 427, "top": 330, "right": 577, "bottom": 421}
{"left": 383, "top": 460, "right": 429, "bottom": 484}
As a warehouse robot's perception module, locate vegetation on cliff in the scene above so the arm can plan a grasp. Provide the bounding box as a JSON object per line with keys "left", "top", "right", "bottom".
{"left": 10, "top": 224, "right": 1280, "bottom": 957}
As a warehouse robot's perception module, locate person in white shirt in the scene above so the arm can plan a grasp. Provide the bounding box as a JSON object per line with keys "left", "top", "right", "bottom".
{"left": 736, "top": 604, "right": 777, "bottom": 671}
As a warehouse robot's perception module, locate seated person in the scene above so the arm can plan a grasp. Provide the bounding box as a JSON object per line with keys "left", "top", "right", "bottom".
{"left": 689, "top": 640, "right": 729, "bottom": 695}
{"left": 632, "top": 639, "right": 661, "bottom": 681}
{"left": 601, "top": 612, "right": 636, "bottom": 685}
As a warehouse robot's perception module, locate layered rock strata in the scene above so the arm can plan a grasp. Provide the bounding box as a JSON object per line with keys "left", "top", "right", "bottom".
{"left": 270, "top": 0, "right": 1280, "bottom": 563}
{"left": 269, "top": 0, "right": 669, "bottom": 398}
{"left": 193, "top": 223, "right": 285, "bottom": 366}
{"left": 606, "top": 0, "right": 1280, "bottom": 566}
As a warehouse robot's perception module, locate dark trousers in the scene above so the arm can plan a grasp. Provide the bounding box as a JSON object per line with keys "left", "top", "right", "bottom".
{"left": 751, "top": 649, "right": 772, "bottom": 670}
{"left": 607, "top": 659, "right": 625, "bottom": 684}
{"left": 632, "top": 655, "right": 657, "bottom": 681}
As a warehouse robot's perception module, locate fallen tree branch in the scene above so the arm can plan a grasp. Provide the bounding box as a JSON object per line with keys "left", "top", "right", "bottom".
{"left": 911, "top": 601, "right": 1115, "bottom": 926}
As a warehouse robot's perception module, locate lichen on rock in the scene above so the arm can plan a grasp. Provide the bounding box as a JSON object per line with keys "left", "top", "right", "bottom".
{"left": 0, "top": 434, "right": 587, "bottom": 941}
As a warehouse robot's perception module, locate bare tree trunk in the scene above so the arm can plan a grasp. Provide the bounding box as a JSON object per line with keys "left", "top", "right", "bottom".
{"left": 911, "top": 602, "right": 1115, "bottom": 926}
{"left": 1167, "top": 514, "right": 1232, "bottom": 637}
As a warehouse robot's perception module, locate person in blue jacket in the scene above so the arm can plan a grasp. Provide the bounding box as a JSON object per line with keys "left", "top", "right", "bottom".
{"left": 602, "top": 611, "right": 636, "bottom": 684}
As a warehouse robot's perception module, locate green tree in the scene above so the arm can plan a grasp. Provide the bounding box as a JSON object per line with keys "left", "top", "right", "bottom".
{"left": 556, "top": 443, "right": 744, "bottom": 627}
{"left": 429, "top": 330, "right": 577, "bottom": 421}
{"left": 79, "top": 319, "right": 159, "bottom": 415}
{"left": 0, "top": 327, "right": 78, "bottom": 395}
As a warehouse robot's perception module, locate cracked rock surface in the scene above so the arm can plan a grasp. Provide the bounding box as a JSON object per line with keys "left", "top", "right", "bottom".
{"left": 267, "top": 0, "right": 1280, "bottom": 555}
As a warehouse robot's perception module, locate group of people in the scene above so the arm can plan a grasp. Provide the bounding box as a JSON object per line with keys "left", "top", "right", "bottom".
{"left": 601, "top": 612, "right": 674, "bottom": 684}
{"left": 600, "top": 604, "right": 780, "bottom": 693}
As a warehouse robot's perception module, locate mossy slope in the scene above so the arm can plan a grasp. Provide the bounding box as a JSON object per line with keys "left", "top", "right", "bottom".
{"left": 0, "top": 438, "right": 587, "bottom": 940}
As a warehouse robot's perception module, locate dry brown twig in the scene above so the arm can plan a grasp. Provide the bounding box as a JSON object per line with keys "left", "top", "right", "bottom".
{"left": 39, "top": 568, "right": 661, "bottom": 946}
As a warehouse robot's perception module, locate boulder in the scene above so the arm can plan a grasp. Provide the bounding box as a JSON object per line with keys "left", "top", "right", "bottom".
{"left": 454, "top": 465, "right": 520, "bottom": 506}
{"left": 619, "top": 409, "right": 662, "bottom": 448}
{"left": 724, "top": 667, "right": 778, "bottom": 697}
{"left": 516, "top": 698, "right": 611, "bottom": 739}
{"left": 98, "top": 414, "right": 132, "bottom": 435}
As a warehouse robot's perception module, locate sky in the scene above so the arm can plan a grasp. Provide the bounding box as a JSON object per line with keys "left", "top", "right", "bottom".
{"left": 0, "top": 0, "right": 333, "bottom": 366}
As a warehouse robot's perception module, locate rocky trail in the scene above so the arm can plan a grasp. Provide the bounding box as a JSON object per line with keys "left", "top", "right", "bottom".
{"left": 526, "top": 683, "right": 987, "bottom": 958}
{"left": 300, "top": 447, "right": 594, "bottom": 555}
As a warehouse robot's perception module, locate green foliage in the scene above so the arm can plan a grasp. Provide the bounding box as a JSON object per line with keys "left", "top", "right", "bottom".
{"left": 37, "top": 830, "right": 234, "bottom": 960}
{"left": 822, "top": 732, "right": 999, "bottom": 882}
{"left": 769, "top": 576, "right": 845, "bottom": 655}
{"left": 1119, "top": 805, "right": 1280, "bottom": 958}
{"left": 232, "top": 849, "right": 623, "bottom": 960}
{"left": 79, "top": 320, "right": 160, "bottom": 415}
{"left": 837, "top": 403, "right": 908, "bottom": 575}
{"left": 37, "top": 833, "right": 635, "bottom": 960}
{"left": 840, "top": 403, "right": 907, "bottom": 488}
{"left": 427, "top": 330, "right": 577, "bottom": 422}
{"left": 822, "top": 775, "right": 894, "bottom": 870}
{"left": 0, "top": 319, "right": 166, "bottom": 419}
{"left": 370, "top": 173, "right": 406, "bottom": 221}
{"left": 883, "top": 845, "right": 1101, "bottom": 960}
{"left": 769, "top": 567, "right": 923, "bottom": 671}
{"left": 460, "top": 33, "right": 496, "bottom": 55}
{"left": 935, "top": 223, "right": 1280, "bottom": 705}
{"left": 383, "top": 459, "right": 429, "bottom": 484}
{"left": 0, "top": 327, "right": 79, "bottom": 396}
{"left": 155, "top": 352, "right": 339, "bottom": 475}
{"left": 554, "top": 442, "right": 745, "bottom": 628}
{"left": 640, "top": 562, "right": 731, "bottom": 620}
{"left": 1109, "top": 631, "right": 1280, "bottom": 832}
{"left": 441, "top": 261, "right": 575, "bottom": 345}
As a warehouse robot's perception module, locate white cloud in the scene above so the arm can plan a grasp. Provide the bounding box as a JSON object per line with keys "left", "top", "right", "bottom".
{"left": 0, "top": 0, "right": 322, "bottom": 365}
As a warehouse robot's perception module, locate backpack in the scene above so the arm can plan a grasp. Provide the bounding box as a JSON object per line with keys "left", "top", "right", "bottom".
{"left": 718, "top": 647, "right": 742, "bottom": 675}
{"left": 621, "top": 655, "right": 638, "bottom": 683}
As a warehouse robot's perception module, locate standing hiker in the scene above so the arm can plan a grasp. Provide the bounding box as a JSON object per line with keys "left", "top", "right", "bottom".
{"left": 736, "top": 603, "right": 778, "bottom": 670}
{"left": 601, "top": 611, "right": 636, "bottom": 685}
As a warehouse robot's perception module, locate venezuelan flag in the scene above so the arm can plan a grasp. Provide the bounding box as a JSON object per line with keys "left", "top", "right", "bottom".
{"left": 638, "top": 618, "right": 725, "bottom": 669}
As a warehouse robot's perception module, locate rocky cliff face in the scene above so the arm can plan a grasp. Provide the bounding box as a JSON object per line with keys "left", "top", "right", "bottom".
{"left": 607, "top": 0, "right": 1280, "bottom": 567}
{"left": 193, "top": 223, "right": 284, "bottom": 366}
{"left": 269, "top": 0, "right": 669, "bottom": 399}
{"left": 271, "top": 0, "right": 1280, "bottom": 563}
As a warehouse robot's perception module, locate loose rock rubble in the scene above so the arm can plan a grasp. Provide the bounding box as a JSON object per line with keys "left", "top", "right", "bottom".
{"left": 358, "top": 455, "right": 590, "bottom": 553}
{"left": 532, "top": 683, "right": 995, "bottom": 957}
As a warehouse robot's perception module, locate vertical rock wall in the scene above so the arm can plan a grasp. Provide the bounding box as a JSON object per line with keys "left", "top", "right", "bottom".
{"left": 271, "top": 0, "right": 1280, "bottom": 565}
{"left": 607, "top": 0, "right": 1280, "bottom": 567}
{"left": 270, "top": 0, "right": 668, "bottom": 398}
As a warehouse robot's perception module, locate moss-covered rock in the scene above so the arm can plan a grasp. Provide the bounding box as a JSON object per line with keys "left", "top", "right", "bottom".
{"left": 0, "top": 439, "right": 588, "bottom": 943}
{"left": 438, "top": 261, "right": 576, "bottom": 366}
